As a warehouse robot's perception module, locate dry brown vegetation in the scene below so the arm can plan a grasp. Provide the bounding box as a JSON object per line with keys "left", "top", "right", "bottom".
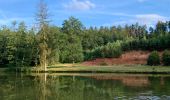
{"left": 82, "top": 51, "right": 163, "bottom": 66}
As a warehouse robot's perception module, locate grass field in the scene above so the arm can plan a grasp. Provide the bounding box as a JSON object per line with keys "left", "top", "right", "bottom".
{"left": 45, "top": 64, "right": 170, "bottom": 73}
{"left": 1, "top": 64, "right": 170, "bottom": 74}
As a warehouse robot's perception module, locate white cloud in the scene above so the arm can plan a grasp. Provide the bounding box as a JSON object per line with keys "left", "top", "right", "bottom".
{"left": 63, "top": 0, "right": 96, "bottom": 11}
{"left": 92, "top": 11, "right": 132, "bottom": 17}
{"left": 135, "top": 14, "right": 167, "bottom": 26}
{"left": 104, "top": 14, "right": 168, "bottom": 27}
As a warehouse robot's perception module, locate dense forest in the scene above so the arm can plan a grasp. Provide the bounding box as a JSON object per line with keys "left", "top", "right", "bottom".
{"left": 0, "top": 17, "right": 170, "bottom": 67}
{"left": 0, "top": 2, "right": 170, "bottom": 68}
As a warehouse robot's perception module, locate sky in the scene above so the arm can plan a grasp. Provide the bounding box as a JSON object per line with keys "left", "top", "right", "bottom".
{"left": 0, "top": 0, "right": 170, "bottom": 28}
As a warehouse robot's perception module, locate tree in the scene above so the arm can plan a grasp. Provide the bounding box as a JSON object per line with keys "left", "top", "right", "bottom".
{"left": 61, "top": 16, "right": 84, "bottom": 35}
{"left": 35, "top": 0, "right": 50, "bottom": 71}
{"left": 82, "top": 27, "right": 104, "bottom": 51}
{"left": 15, "top": 22, "right": 28, "bottom": 66}
{"left": 155, "top": 21, "right": 167, "bottom": 35}
{"left": 60, "top": 17, "right": 84, "bottom": 63}
{"left": 0, "top": 27, "right": 9, "bottom": 66}
{"left": 46, "top": 26, "right": 60, "bottom": 65}
{"left": 2, "top": 26, "right": 18, "bottom": 67}
{"left": 59, "top": 35, "right": 84, "bottom": 63}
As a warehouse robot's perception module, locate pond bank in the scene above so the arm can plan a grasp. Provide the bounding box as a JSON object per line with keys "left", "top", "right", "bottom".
{"left": 1, "top": 64, "right": 170, "bottom": 74}
{"left": 46, "top": 65, "right": 170, "bottom": 74}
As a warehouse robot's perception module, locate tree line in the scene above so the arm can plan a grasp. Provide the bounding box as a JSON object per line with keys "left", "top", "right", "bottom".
{"left": 0, "top": 1, "right": 170, "bottom": 68}
{"left": 0, "top": 17, "right": 170, "bottom": 67}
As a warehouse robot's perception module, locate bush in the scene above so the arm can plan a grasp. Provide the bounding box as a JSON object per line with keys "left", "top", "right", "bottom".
{"left": 84, "top": 41, "right": 123, "bottom": 61}
{"left": 84, "top": 50, "right": 94, "bottom": 61}
{"left": 147, "top": 51, "right": 160, "bottom": 66}
{"left": 93, "top": 46, "right": 103, "bottom": 58}
{"left": 103, "top": 41, "right": 122, "bottom": 58}
{"left": 162, "top": 50, "right": 170, "bottom": 66}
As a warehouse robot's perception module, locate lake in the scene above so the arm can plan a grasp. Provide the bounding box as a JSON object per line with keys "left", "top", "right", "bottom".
{"left": 0, "top": 73, "right": 170, "bottom": 100}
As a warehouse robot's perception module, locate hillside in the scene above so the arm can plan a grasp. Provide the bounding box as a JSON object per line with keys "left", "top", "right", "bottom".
{"left": 82, "top": 51, "right": 162, "bottom": 66}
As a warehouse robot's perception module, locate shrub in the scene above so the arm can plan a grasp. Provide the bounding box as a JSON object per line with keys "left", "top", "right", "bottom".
{"left": 93, "top": 46, "right": 103, "bottom": 58}
{"left": 89, "top": 41, "right": 122, "bottom": 60}
{"left": 122, "top": 42, "right": 130, "bottom": 51}
{"left": 162, "top": 50, "right": 170, "bottom": 66}
{"left": 147, "top": 51, "right": 160, "bottom": 66}
{"left": 112, "top": 41, "right": 122, "bottom": 58}
{"left": 103, "top": 41, "right": 122, "bottom": 58}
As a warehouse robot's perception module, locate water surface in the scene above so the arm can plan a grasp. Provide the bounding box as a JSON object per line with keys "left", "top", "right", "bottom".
{"left": 0, "top": 73, "right": 170, "bottom": 100}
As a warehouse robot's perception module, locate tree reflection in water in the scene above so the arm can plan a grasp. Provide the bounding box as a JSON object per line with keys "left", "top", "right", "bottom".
{"left": 0, "top": 73, "right": 170, "bottom": 100}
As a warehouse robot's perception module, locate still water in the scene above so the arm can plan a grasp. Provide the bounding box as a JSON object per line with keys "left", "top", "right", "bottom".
{"left": 0, "top": 73, "right": 170, "bottom": 100}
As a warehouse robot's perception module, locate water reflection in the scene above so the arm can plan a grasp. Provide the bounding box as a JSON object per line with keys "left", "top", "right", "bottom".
{"left": 0, "top": 73, "right": 170, "bottom": 100}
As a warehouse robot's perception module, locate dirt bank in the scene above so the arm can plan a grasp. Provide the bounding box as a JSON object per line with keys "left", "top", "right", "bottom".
{"left": 82, "top": 51, "right": 153, "bottom": 66}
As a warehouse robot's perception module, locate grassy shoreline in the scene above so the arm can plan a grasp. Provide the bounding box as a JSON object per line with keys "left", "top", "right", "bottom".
{"left": 48, "top": 64, "right": 170, "bottom": 74}
{"left": 1, "top": 64, "right": 170, "bottom": 74}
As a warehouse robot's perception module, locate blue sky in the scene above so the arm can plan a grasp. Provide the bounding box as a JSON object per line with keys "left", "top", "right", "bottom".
{"left": 0, "top": 0, "right": 170, "bottom": 28}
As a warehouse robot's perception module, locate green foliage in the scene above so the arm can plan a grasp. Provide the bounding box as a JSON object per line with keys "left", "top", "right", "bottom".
{"left": 2, "top": 1, "right": 170, "bottom": 68}
{"left": 0, "top": 24, "right": 39, "bottom": 67}
{"left": 155, "top": 21, "right": 167, "bottom": 34}
{"left": 121, "top": 34, "right": 170, "bottom": 51}
{"left": 61, "top": 16, "right": 84, "bottom": 35}
{"left": 46, "top": 26, "right": 61, "bottom": 65}
{"left": 103, "top": 41, "right": 122, "bottom": 58}
{"left": 162, "top": 50, "right": 170, "bottom": 66}
{"left": 83, "top": 50, "right": 94, "bottom": 61}
{"left": 85, "top": 41, "right": 122, "bottom": 60}
{"left": 82, "top": 28, "right": 104, "bottom": 51}
{"left": 59, "top": 35, "right": 84, "bottom": 63}
{"left": 147, "top": 51, "right": 160, "bottom": 66}
{"left": 1, "top": 13, "right": 170, "bottom": 68}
